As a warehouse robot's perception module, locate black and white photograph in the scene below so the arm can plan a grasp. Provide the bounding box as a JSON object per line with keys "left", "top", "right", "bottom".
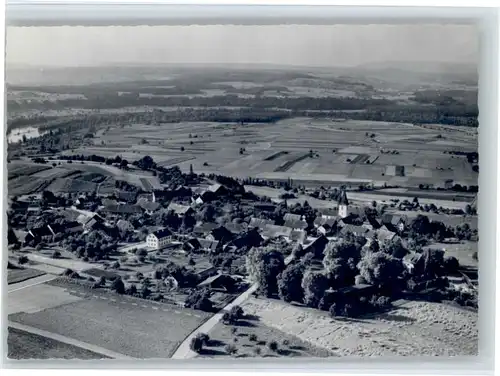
{"left": 4, "top": 16, "right": 479, "bottom": 361}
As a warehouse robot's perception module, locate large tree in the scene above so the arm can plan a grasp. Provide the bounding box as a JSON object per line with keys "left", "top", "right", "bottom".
{"left": 277, "top": 262, "right": 306, "bottom": 303}
{"left": 323, "top": 239, "right": 362, "bottom": 288}
{"left": 301, "top": 270, "right": 329, "bottom": 308}
{"left": 357, "top": 251, "right": 405, "bottom": 288}
{"left": 246, "top": 246, "right": 285, "bottom": 297}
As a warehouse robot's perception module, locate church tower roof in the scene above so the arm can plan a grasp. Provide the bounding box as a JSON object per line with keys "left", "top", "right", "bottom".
{"left": 338, "top": 189, "right": 349, "bottom": 206}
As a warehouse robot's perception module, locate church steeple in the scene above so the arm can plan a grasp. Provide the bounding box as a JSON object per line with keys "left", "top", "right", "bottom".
{"left": 338, "top": 189, "right": 349, "bottom": 206}
{"left": 337, "top": 189, "right": 349, "bottom": 218}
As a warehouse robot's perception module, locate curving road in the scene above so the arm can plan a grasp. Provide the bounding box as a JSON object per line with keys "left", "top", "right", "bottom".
{"left": 171, "top": 283, "right": 258, "bottom": 359}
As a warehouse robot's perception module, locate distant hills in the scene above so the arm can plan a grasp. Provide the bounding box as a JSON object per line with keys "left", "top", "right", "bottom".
{"left": 6, "top": 60, "right": 477, "bottom": 87}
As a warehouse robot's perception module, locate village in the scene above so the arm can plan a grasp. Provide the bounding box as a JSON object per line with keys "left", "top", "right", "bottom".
{"left": 6, "top": 151, "right": 479, "bottom": 359}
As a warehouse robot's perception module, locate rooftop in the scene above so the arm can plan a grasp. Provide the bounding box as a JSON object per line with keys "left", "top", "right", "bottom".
{"left": 150, "top": 227, "right": 172, "bottom": 239}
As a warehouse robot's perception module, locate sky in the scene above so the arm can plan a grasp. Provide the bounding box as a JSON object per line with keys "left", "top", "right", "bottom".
{"left": 6, "top": 24, "right": 479, "bottom": 68}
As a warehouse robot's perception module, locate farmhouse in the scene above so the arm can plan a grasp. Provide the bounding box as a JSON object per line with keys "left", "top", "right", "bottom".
{"left": 228, "top": 228, "right": 264, "bottom": 249}
{"left": 302, "top": 235, "right": 329, "bottom": 259}
{"left": 207, "top": 226, "right": 234, "bottom": 242}
{"left": 83, "top": 214, "right": 105, "bottom": 230}
{"left": 340, "top": 224, "right": 369, "bottom": 237}
{"left": 197, "top": 274, "right": 237, "bottom": 293}
{"left": 382, "top": 214, "right": 407, "bottom": 233}
{"left": 377, "top": 227, "right": 398, "bottom": 244}
{"left": 207, "top": 183, "right": 229, "bottom": 195}
{"left": 116, "top": 219, "right": 134, "bottom": 232}
{"left": 115, "top": 190, "right": 138, "bottom": 203}
{"left": 249, "top": 217, "right": 275, "bottom": 229}
{"left": 167, "top": 203, "right": 194, "bottom": 216}
{"left": 183, "top": 238, "right": 220, "bottom": 253}
{"left": 199, "top": 183, "right": 230, "bottom": 201}
{"left": 317, "top": 218, "right": 337, "bottom": 236}
{"left": 261, "top": 224, "right": 292, "bottom": 240}
{"left": 147, "top": 228, "right": 173, "bottom": 250}
{"left": 283, "top": 217, "right": 308, "bottom": 231}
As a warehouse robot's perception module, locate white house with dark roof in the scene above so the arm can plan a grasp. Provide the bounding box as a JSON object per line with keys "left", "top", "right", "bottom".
{"left": 147, "top": 228, "right": 173, "bottom": 250}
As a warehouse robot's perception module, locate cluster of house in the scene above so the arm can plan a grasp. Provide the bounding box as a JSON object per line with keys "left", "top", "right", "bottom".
{"left": 145, "top": 190, "right": 408, "bottom": 256}
{"left": 10, "top": 181, "right": 411, "bottom": 274}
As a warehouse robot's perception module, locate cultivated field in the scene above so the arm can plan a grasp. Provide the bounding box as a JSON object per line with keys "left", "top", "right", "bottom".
{"left": 7, "top": 160, "right": 162, "bottom": 195}
{"left": 9, "top": 280, "right": 210, "bottom": 358}
{"left": 7, "top": 267, "right": 46, "bottom": 285}
{"left": 58, "top": 117, "right": 477, "bottom": 190}
{"left": 241, "top": 297, "right": 478, "bottom": 357}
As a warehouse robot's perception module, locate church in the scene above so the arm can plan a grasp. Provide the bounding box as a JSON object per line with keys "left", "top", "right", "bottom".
{"left": 337, "top": 189, "right": 349, "bottom": 219}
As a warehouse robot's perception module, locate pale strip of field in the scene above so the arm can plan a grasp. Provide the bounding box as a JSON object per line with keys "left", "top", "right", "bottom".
{"left": 8, "top": 283, "right": 83, "bottom": 315}
{"left": 26, "top": 253, "right": 100, "bottom": 273}
{"left": 242, "top": 297, "right": 478, "bottom": 356}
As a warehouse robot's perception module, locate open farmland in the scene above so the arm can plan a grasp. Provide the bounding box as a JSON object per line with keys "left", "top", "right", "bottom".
{"left": 7, "top": 160, "right": 162, "bottom": 195}
{"left": 198, "top": 319, "right": 333, "bottom": 358}
{"left": 9, "top": 280, "right": 210, "bottom": 359}
{"left": 63, "top": 117, "right": 477, "bottom": 190}
{"left": 8, "top": 327, "right": 108, "bottom": 360}
{"left": 242, "top": 297, "right": 478, "bottom": 357}
{"left": 7, "top": 163, "right": 51, "bottom": 180}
